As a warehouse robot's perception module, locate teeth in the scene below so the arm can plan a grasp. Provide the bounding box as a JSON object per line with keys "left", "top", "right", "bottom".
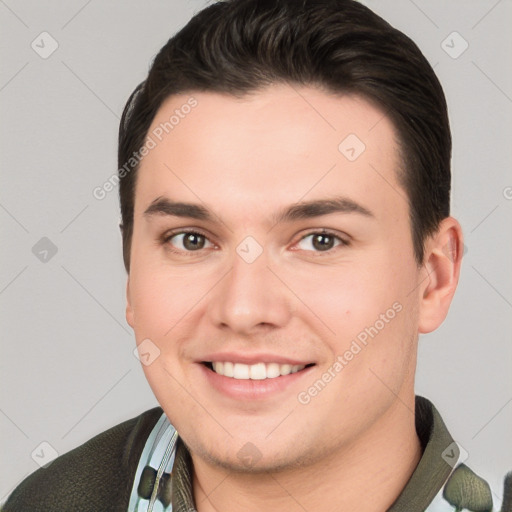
{"left": 210, "top": 361, "right": 307, "bottom": 379}
{"left": 280, "top": 364, "right": 292, "bottom": 375}
{"left": 249, "top": 362, "right": 266, "bottom": 380}
{"left": 266, "top": 363, "right": 280, "bottom": 378}
{"left": 223, "top": 361, "right": 234, "bottom": 377}
{"left": 233, "top": 363, "right": 250, "bottom": 379}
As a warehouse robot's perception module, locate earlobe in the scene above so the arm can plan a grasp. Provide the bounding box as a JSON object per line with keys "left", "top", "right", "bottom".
{"left": 126, "top": 278, "right": 135, "bottom": 329}
{"left": 418, "top": 217, "right": 464, "bottom": 334}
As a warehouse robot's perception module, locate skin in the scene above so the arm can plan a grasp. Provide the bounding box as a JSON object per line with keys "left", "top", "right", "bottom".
{"left": 125, "top": 83, "right": 464, "bottom": 511}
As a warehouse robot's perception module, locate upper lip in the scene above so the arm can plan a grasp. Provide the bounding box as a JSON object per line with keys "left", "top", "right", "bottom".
{"left": 199, "top": 352, "right": 315, "bottom": 366}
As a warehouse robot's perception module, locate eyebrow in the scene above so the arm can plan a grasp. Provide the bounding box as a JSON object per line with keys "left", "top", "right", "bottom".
{"left": 143, "top": 195, "right": 375, "bottom": 225}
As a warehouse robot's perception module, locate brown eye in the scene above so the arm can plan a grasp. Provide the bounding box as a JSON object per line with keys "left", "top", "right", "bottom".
{"left": 312, "top": 233, "right": 336, "bottom": 251}
{"left": 165, "top": 231, "right": 214, "bottom": 253}
{"left": 296, "top": 231, "right": 347, "bottom": 254}
{"left": 182, "top": 232, "right": 206, "bottom": 251}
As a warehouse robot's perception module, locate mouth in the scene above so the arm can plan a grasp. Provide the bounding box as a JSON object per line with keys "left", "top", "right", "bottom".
{"left": 202, "top": 361, "right": 316, "bottom": 380}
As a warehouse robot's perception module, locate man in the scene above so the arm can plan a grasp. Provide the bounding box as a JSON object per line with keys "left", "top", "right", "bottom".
{"left": 3, "top": 0, "right": 510, "bottom": 511}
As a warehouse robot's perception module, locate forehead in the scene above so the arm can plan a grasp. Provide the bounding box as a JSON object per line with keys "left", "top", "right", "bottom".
{"left": 134, "top": 84, "right": 405, "bottom": 224}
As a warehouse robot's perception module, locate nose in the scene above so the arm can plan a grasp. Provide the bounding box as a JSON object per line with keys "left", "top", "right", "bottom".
{"left": 206, "top": 241, "right": 294, "bottom": 335}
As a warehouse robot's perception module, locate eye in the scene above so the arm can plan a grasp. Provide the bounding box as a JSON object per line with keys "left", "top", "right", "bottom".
{"left": 160, "top": 228, "right": 348, "bottom": 257}
{"left": 295, "top": 230, "right": 348, "bottom": 254}
{"left": 162, "top": 230, "right": 215, "bottom": 254}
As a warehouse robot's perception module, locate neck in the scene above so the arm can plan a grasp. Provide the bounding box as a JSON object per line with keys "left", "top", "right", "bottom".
{"left": 191, "top": 393, "right": 422, "bottom": 512}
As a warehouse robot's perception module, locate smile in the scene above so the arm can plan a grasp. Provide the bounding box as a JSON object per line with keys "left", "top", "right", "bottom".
{"left": 204, "top": 361, "right": 314, "bottom": 380}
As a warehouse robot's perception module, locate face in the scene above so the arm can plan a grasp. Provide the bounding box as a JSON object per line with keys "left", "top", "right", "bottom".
{"left": 126, "top": 84, "right": 424, "bottom": 472}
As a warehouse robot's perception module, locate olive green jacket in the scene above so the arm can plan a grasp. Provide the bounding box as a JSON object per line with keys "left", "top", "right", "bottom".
{"left": 3, "top": 396, "right": 510, "bottom": 512}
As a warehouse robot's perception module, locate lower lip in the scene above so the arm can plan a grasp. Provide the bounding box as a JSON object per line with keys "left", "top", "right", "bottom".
{"left": 198, "top": 363, "right": 315, "bottom": 400}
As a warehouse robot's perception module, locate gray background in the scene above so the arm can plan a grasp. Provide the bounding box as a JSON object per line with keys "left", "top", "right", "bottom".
{"left": 1, "top": 0, "right": 511, "bottom": 504}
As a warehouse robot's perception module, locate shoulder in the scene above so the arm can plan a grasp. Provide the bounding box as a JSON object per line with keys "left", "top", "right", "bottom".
{"left": 427, "top": 463, "right": 512, "bottom": 512}
{"left": 2, "top": 407, "right": 163, "bottom": 512}
{"left": 413, "top": 396, "right": 511, "bottom": 512}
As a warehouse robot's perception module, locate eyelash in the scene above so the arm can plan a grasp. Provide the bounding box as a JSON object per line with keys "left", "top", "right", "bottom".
{"left": 159, "top": 228, "right": 349, "bottom": 257}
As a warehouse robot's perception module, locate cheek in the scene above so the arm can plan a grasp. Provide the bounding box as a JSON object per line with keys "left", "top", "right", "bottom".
{"left": 129, "top": 272, "right": 172, "bottom": 338}
{"left": 298, "top": 264, "right": 396, "bottom": 335}
{"left": 128, "top": 249, "right": 212, "bottom": 340}
{"left": 302, "top": 258, "right": 418, "bottom": 366}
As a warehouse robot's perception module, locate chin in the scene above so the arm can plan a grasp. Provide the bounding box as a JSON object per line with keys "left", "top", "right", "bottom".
{"left": 196, "top": 448, "right": 300, "bottom": 474}
{"left": 186, "top": 431, "right": 326, "bottom": 475}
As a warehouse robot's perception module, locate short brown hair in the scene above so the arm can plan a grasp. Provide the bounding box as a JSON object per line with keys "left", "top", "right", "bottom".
{"left": 118, "top": 0, "right": 451, "bottom": 272}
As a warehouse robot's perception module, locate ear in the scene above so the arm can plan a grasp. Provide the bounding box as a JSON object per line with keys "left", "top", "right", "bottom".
{"left": 418, "top": 217, "right": 464, "bottom": 334}
{"left": 126, "top": 277, "right": 135, "bottom": 329}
